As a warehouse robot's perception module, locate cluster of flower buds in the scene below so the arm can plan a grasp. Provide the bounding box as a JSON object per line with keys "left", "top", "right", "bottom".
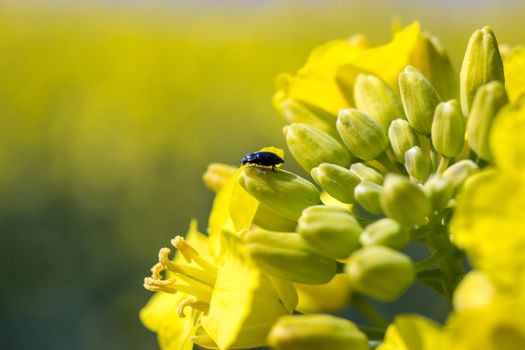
{"left": 234, "top": 26, "right": 509, "bottom": 348}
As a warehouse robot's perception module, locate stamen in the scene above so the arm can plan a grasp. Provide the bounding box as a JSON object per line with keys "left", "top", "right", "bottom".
{"left": 176, "top": 297, "right": 210, "bottom": 318}
{"left": 143, "top": 276, "right": 178, "bottom": 293}
{"left": 158, "top": 246, "right": 217, "bottom": 286}
{"left": 171, "top": 236, "right": 218, "bottom": 275}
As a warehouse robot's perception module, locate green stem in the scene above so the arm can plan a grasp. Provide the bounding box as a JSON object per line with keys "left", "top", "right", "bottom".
{"left": 352, "top": 294, "right": 388, "bottom": 329}
{"left": 436, "top": 156, "right": 450, "bottom": 175}
{"left": 414, "top": 253, "right": 445, "bottom": 272}
{"left": 424, "top": 224, "right": 465, "bottom": 301}
{"left": 357, "top": 325, "right": 386, "bottom": 340}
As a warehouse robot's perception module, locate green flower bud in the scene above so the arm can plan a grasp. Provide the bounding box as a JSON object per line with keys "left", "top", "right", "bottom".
{"left": 431, "top": 100, "right": 465, "bottom": 157}
{"left": 354, "top": 73, "right": 405, "bottom": 130}
{"left": 460, "top": 26, "right": 505, "bottom": 115}
{"left": 337, "top": 108, "right": 388, "bottom": 160}
{"left": 253, "top": 204, "right": 298, "bottom": 232}
{"left": 399, "top": 66, "right": 442, "bottom": 135}
{"left": 423, "top": 176, "right": 454, "bottom": 211}
{"left": 239, "top": 167, "right": 321, "bottom": 221}
{"left": 388, "top": 119, "right": 419, "bottom": 163}
{"left": 278, "top": 99, "right": 339, "bottom": 139}
{"left": 360, "top": 218, "right": 409, "bottom": 250}
{"left": 350, "top": 163, "right": 383, "bottom": 184}
{"left": 346, "top": 246, "right": 415, "bottom": 301}
{"left": 202, "top": 163, "right": 237, "bottom": 193}
{"left": 297, "top": 205, "right": 362, "bottom": 260}
{"left": 311, "top": 163, "right": 360, "bottom": 204}
{"left": 284, "top": 123, "right": 351, "bottom": 172}
{"left": 354, "top": 181, "right": 383, "bottom": 215}
{"left": 381, "top": 174, "right": 431, "bottom": 226}
{"left": 466, "top": 81, "right": 508, "bottom": 160}
{"left": 245, "top": 229, "right": 337, "bottom": 284}
{"left": 404, "top": 146, "right": 430, "bottom": 183}
{"left": 412, "top": 32, "right": 458, "bottom": 101}
{"left": 268, "top": 314, "right": 369, "bottom": 350}
{"left": 442, "top": 159, "right": 479, "bottom": 190}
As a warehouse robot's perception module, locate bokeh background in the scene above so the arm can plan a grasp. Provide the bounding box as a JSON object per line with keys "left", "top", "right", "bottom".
{"left": 1, "top": 1, "right": 523, "bottom": 349}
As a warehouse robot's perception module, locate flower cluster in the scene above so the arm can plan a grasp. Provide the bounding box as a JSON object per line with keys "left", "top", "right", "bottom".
{"left": 141, "top": 22, "right": 525, "bottom": 349}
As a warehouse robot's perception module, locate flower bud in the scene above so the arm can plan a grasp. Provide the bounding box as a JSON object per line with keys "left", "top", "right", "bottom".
{"left": 423, "top": 176, "right": 455, "bottom": 211}
{"left": 404, "top": 146, "right": 430, "bottom": 183}
{"left": 297, "top": 205, "right": 362, "bottom": 260}
{"left": 245, "top": 229, "right": 337, "bottom": 284}
{"left": 337, "top": 108, "right": 388, "bottom": 160}
{"left": 253, "top": 204, "right": 298, "bottom": 232}
{"left": 346, "top": 246, "right": 415, "bottom": 301}
{"left": 466, "top": 81, "right": 508, "bottom": 160}
{"left": 432, "top": 100, "right": 466, "bottom": 158}
{"left": 268, "top": 314, "right": 369, "bottom": 350}
{"left": 412, "top": 32, "right": 458, "bottom": 101}
{"left": 311, "top": 163, "right": 360, "bottom": 204}
{"left": 354, "top": 73, "right": 405, "bottom": 130}
{"left": 442, "top": 159, "right": 479, "bottom": 190}
{"left": 460, "top": 26, "right": 505, "bottom": 115}
{"left": 239, "top": 167, "right": 321, "bottom": 221}
{"left": 278, "top": 99, "right": 339, "bottom": 139}
{"left": 381, "top": 174, "right": 431, "bottom": 226}
{"left": 350, "top": 163, "right": 383, "bottom": 184}
{"left": 202, "top": 163, "right": 237, "bottom": 193}
{"left": 354, "top": 181, "right": 383, "bottom": 215}
{"left": 399, "top": 66, "right": 442, "bottom": 135}
{"left": 360, "top": 218, "right": 409, "bottom": 250}
{"left": 284, "top": 123, "right": 351, "bottom": 172}
{"left": 388, "top": 119, "right": 419, "bottom": 163}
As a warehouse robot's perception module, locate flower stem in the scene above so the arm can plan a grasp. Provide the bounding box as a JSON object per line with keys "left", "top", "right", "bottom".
{"left": 352, "top": 294, "right": 388, "bottom": 329}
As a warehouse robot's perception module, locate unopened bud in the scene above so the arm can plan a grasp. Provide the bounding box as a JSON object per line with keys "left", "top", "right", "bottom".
{"left": 354, "top": 73, "right": 405, "bottom": 130}
{"left": 466, "top": 81, "right": 508, "bottom": 160}
{"left": 412, "top": 32, "right": 458, "bottom": 101}
{"left": 404, "top": 146, "right": 430, "bottom": 182}
{"left": 297, "top": 205, "right": 362, "bottom": 260}
{"left": 311, "top": 163, "right": 360, "bottom": 204}
{"left": 460, "top": 26, "right": 505, "bottom": 115}
{"left": 202, "top": 163, "right": 237, "bottom": 193}
{"left": 354, "top": 181, "right": 383, "bottom": 215}
{"left": 442, "top": 159, "right": 479, "bottom": 190}
{"left": 253, "top": 204, "right": 298, "bottom": 232}
{"left": 268, "top": 314, "right": 369, "bottom": 350}
{"left": 399, "top": 66, "right": 442, "bottom": 135}
{"left": 431, "top": 100, "right": 465, "bottom": 157}
{"left": 337, "top": 108, "right": 388, "bottom": 160}
{"left": 245, "top": 229, "right": 337, "bottom": 284}
{"left": 239, "top": 167, "right": 321, "bottom": 221}
{"left": 388, "top": 119, "right": 419, "bottom": 163}
{"left": 284, "top": 123, "right": 351, "bottom": 172}
{"left": 381, "top": 174, "right": 431, "bottom": 226}
{"left": 350, "top": 163, "right": 384, "bottom": 184}
{"left": 360, "top": 218, "right": 409, "bottom": 250}
{"left": 346, "top": 246, "right": 415, "bottom": 301}
{"left": 278, "top": 99, "right": 339, "bottom": 139}
{"left": 424, "top": 176, "right": 455, "bottom": 211}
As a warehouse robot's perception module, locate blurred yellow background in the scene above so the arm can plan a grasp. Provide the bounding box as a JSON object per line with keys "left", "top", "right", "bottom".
{"left": 1, "top": 1, "right": 523, "bottom": 349}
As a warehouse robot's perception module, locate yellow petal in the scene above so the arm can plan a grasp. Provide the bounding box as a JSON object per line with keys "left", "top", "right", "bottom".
{"left": 490, "top": 96, "right": 525, "bottom": 174}
{"left": 336, "top": 22, "right": 421, "bottom": 97}
{"left": 504, "top": 47, "right": 525, "bottom": 102}
{"left": 201, "top": 232, "right": 261, "bottom": 349}
{"left": 451, "top": 170, "right": 525, "bottom": 290}
{"left": 295, "top": 274, "right": 352, "bottom": 313}
{"left": 377, "top": 314, "right": 445, "bottom": 350}
{"left": 140, "top": 292, "right": 196, "bottom": 350}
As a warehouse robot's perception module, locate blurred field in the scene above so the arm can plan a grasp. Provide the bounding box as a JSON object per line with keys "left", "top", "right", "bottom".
{"left": 1, "top": 3, "right": 524, "bottom": 350}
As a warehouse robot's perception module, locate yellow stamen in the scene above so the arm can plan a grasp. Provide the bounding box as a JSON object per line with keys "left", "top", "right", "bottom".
{"left": 171, "top": 236, "right": 218, "bottom": 275}
{"left": 177, "top": 297, "right": 210, "bottom": 318}
{"left": 158, "top": 246, "right": 217, "bottom": 286}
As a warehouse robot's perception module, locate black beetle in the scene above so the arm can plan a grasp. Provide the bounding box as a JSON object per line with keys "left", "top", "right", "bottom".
{"left": 240, "top": 151, "right": 284, "bottom": 170}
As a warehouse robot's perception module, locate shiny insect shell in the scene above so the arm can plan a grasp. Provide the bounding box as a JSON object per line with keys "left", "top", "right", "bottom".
{"left": 240, "top": 151, "right": 284, "bottom": 170}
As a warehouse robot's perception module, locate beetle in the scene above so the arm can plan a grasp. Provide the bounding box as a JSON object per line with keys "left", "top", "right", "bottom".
{"left": 240, "top": 151, "right": 284, "bottom": 170}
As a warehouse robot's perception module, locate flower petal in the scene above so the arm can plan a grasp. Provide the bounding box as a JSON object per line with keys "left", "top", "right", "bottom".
{"left": 377, "top": 314, "right": 445, "bottom": 350}
{"left": 504, "top": 47, "right": 525, "bottom": 102}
